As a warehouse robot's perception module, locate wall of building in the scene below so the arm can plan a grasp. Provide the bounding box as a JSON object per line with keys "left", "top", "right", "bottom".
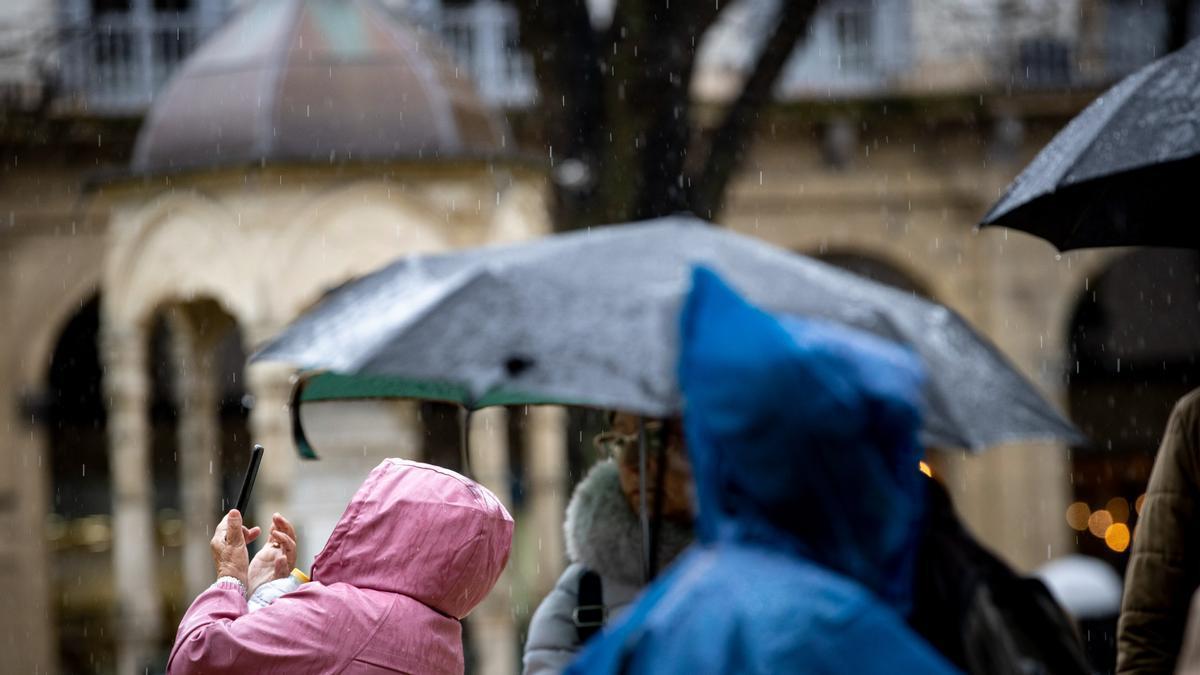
{"left": 719, "top": 107, "right": 1113, "bottom": 571}
{"left": 0, "top": 0, "right": 56, "bottom": 100}
{"left": 0, "top": 1, "right": 1159, "bottom": 672}
{"left": 0, "top": 153, "right": 110, "bottom": 674}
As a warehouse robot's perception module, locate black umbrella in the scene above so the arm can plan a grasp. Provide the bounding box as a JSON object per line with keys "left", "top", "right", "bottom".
{"left": 981, "top": 38, "right": 1200, "bottom": 250}
{"left": 255, "top": 216, "right": 1082, "bottom": 453}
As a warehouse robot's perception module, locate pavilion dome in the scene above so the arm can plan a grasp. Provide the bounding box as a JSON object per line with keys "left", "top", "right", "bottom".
{"left": 131, "top": 0, "right": 510, "bottom": 174}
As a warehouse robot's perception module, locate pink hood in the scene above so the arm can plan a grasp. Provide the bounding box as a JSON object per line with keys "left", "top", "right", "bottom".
{"left": 310, "top": 458, "right": 513, "bottom": 619}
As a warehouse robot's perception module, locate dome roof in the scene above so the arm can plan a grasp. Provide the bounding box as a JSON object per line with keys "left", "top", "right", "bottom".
{"left": 132, "top": 0, "right": 509, "bottom": 174}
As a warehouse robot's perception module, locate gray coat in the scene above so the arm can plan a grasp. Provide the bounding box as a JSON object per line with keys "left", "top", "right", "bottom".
{"left": 522, "top": 461, "right": 692, "bottom": 675}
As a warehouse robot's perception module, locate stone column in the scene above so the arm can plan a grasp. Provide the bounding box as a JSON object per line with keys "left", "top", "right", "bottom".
{"left": 246, "top": 360, "right": 297, "bottom": 526}
{"left": 0, "top": 391, "right": 55, "bottom": 674}
{"left": 101, "top": 323, "right": 162, "bottom": 675}
{"left": 467, "top": 408, "right": 516, "bottom": 675}
{"left": 290, "top": 399, "right": 424, "bottom": 566}
{"left": 940, "top": 220, "right": 1074, "bottom": 572}
{"left": 167, "top": 311, "right": 222, "bottom": 600}
{"left": 524, "top": 406, "right": 567, "bottom": 597}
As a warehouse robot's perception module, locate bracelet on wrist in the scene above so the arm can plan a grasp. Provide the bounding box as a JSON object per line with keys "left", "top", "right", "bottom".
{"left": 214, "top": 575, "right": 247, "bottom": 597}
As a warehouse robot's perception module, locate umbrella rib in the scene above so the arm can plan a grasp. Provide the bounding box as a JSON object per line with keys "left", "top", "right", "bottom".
{"left": 352, "top": 266, "right": 512, "bottom": 388}
{"left": 981, "top": 57, "right": 1166, "bottom": 227}
{"left": 1059, "top": 59, "right": 1166, "bottom": 188}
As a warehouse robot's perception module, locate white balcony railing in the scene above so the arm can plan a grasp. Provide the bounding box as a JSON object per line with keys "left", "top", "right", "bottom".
{"left": 58, "top": 11, "right": 201, "bottom": 114}
{"left": 438, "top": 0, "right": 536, "bottom": 108}
{"left": 55, "top": 0, "right": 536, "bottom": 115}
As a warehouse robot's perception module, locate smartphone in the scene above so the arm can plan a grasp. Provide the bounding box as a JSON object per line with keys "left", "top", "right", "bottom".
{"left": 235, "top": 444, "right": 265, "bottom": 514}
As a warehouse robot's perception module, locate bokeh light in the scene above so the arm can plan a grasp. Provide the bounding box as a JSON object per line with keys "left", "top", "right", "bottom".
{"left": 1088, "top": 509, "right": 1114, "bottom": 538}
{"left": 1136, "top": 493, "right": 1146, "bottom": 515}
{"left": 1065, "top": 502, "right": 1091, "bottom": 531}
{"left": 1106, "top": 523, "right": 1131, "bottom": 553}
{"left": 1107, "top": 497, "right": 1130, "bottom": 524}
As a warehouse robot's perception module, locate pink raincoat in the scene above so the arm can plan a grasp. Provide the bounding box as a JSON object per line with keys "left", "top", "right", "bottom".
{"left": 168, "top": 459, "right": 513, "bottom": 674}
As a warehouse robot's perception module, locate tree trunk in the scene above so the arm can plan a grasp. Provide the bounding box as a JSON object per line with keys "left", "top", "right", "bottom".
{"left": 1167, "top": 0, "right": 1191, "bottom": 53}
{"left": 515, "top": 0, "right": 820, "bottom": 230}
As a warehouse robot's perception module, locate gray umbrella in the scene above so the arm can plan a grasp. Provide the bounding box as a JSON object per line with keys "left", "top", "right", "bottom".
{"left": 254, "top": 216, "right": 1082, "bottom": 452}
{"left": 981, "top": 38, "right": 1200, "bottom": 250}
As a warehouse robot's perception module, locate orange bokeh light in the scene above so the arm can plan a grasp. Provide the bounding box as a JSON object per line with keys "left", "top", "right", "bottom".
{"left": 1088, "top": 510, "right": 1113, "bottom": 538}
{"left": 1106, "top": 523, "right": 1131, "bottom": 553}
{"left": 1065, "top": 502, "right": 1090, "bottom": 531}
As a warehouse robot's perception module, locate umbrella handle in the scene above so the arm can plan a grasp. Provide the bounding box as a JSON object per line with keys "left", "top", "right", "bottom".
{"left": 459, "top": 407, "right": 473, "bottom": 479}
{"left": 648, "top": 423, "right": 668, "bottom": 579}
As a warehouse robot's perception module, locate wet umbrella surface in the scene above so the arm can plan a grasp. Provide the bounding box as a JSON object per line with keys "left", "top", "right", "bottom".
{"left": 982, "top": 37, "right": 1200, "bottom": 250}
{"left": 254, "top": 216, "right": 1082, "bottom": 452}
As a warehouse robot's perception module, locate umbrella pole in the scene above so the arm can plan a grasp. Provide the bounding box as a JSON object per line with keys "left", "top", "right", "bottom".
{"left": 459, "top": 407, "right": 473, "bottom": 479}
{"left": 638, "top": 417, "right": 650, "bottom": 583}
{"left": 648, "top": 423, "right": 668, "bottom": 578}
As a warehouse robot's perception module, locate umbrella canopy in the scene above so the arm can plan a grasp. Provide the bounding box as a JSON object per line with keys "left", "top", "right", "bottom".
{"left": 1035, "top": 555, "right": 1123, "bottom": 620}
{"left": 255, "top": 216, "right": 1083, "bottom": 454}
{"left": 981, "top": 38, "right": 1200, "bottom": 250}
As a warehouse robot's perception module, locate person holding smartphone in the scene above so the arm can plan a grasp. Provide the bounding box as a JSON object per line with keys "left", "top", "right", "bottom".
{"left": 204, "top": 510, "right": 299, "bottom": 603}
{"left": 168, "top": 458, "right": 513, "bottom": 675}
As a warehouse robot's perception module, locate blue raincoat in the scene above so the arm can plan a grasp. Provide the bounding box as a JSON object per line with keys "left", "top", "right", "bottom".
{"left": 566, "top": 267, "right": 959, "bottom": 674}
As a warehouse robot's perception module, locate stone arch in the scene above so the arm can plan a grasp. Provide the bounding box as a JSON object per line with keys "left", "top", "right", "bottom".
{"left": 488, "top": 176, "right": 551, "bottom": 245}
{"left": 813, "top": 246, "right": 937, "bottom": 299}
{"left": 7, "top": 234, "right": 105, "bottom": 395}
{"left": 1063, "top": 248, "right": 1200, "bottom": 567}
{"left": 268, "top": 179, "right": 456, "bottom": 323}
{"left": 816, "top": 247, "right": 936, "bottom": 296}
{"left": 17, "top": 281, "right": 103, "bottom": 394}
{"left": 105, "top": 189, "right": 259, "bottom": 332}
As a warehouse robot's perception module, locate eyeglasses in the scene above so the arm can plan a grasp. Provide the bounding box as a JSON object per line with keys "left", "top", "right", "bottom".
{"left": 593, "top": 421, "right": 677, "bottom": 459}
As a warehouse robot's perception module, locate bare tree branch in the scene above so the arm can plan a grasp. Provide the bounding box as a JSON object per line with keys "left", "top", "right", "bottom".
{"left": 512, "top": 0, "right": 818, "bottom": 228}
{"left": 689, "top": 0, "right": 819, "bottom": 219}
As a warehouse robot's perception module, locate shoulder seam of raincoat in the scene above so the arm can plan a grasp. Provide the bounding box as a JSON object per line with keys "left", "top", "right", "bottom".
{"left": 344, "top": 592, "right": 402, "bottom": 668}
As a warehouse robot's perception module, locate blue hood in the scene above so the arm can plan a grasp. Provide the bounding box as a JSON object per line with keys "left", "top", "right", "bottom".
{"left": 678, "top": 267, "right": 928, "bottom": 612}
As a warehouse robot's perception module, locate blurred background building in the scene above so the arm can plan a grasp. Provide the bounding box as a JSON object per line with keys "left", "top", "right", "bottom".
{"left": 0, "top": 0, "right": 1196, "bottom": 673}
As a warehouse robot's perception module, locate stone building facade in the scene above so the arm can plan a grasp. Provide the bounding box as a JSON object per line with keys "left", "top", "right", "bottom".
{"left": 0, "top": 0, "right": 1196, "bottom": 674}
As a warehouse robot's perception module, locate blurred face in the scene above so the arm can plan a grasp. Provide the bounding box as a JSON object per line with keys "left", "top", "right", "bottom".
{"left": 596, "top": 413, "right": 694, "bottom": 522}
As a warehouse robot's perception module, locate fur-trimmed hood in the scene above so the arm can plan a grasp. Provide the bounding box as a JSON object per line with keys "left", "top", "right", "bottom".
{"left": 563, "top": 461, "right": 693, "bottom": 587}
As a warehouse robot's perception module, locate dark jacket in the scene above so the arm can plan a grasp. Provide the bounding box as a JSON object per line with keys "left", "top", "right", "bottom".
{"left": 565, "top": 267, "right": 957, "bottom": 674}
{"left": 911, "top": 478, "right": 1090, "bottom": 675}
{"left": 1118, "top": 388, "right": 1200, "bottom": 674}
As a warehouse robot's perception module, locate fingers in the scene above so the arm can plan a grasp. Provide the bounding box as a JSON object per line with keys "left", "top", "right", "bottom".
{"left": 212, "top": 512, "right": 230, "bottom": 543}
{"left": 269, "top": 513, "right": 298, "bottom": 568}
{"left": 270, "top": 529, "right": 297, "bottom": 562}
{"left": 268, "top": 529, "right": 294, "bottom": 550}
{"left": 272, "top": 513, "right": 296, "bottom": 541}
{"left": 224, "top": 510, "right": 244, "bottom": 547}
{"left": 243, "top": 526, "right": 262, "bottom": 543}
